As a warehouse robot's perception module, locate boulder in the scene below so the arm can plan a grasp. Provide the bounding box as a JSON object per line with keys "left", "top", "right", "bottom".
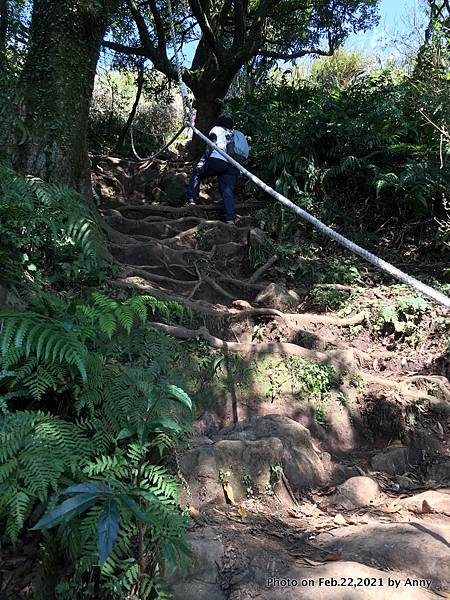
{"left": 400, "top": 489, "right": 450, "bottom": 516}
{"left": 371, "top": 446, "right": 422, "bottom": 475}
{"left": 168, "top": 526, "right": 226, "bottom": 600}
{"left": 180, "top": 415, "right": 328, "bottom": 508}
{"left": 255, "top": 282, "right": 300, "bottom": 311}
{"left": 314, "top": 521, "right": 450, "bottom": 591}
{"left": 332, "top": 476, "right": 380, "bottom": 509}
{"left": 151, "top": 186, "right": 168, "bottom": 203}
{"left": 170, "top": 525, "right": 439, "bottom": 600}
{"left": 428, "top": 459, "right": 450, "bottom": 483}
{"left": 218, "top": 415, "right": 329, "bottom": 490}
{"left": 179, "top": 436, "right": 285, "bottom": 509}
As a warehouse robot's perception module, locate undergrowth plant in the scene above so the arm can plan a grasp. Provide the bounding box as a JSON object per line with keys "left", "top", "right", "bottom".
{"left": 0, "top": 162, "right": 112, "bottom": 290}
{"left": 373, "top": 295, "right": 429, "bottom": 347}
{"left": 228, "top": 50, "right": 449, "bottom": 239}
{"left": 0, "top": 292, "right": 192, "bottom": 599}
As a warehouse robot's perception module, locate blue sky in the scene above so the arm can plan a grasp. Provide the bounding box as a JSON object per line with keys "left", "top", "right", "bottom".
{"left": 177, "top": 0, "right": 427, "bottom": 66}
{"left": 345, "top": 0, "right": 426, "bottom": 54}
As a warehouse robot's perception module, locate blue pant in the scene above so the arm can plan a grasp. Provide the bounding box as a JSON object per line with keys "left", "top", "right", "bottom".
{"left": 187, "top": 157, "right": 239, "bottom": 221}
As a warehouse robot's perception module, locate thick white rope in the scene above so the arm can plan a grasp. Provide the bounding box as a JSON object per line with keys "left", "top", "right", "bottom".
{"left": 190, "top": 125, "right": 450, "bottom": 308}
{"left": 165, "top": 0, "right": 450, "bottom": 309}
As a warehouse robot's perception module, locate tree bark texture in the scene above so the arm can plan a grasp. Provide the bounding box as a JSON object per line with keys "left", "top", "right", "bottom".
{"left": 12, "top": 0, "right": 117, "bottom": 195}
{"left": 115, "top": 62, "right": 144, "bottom": 153}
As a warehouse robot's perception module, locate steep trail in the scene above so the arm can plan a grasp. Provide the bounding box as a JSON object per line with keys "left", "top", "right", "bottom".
{"left": 94, "top": 154, "right": 450, "bottom": 599}
{"left": 95, "top": 154, "right": 449, "bottom": 403}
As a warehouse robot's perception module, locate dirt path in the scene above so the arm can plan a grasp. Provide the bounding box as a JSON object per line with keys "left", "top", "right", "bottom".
{"left": 95, "top": 154, "right": 450, "bottom": 599}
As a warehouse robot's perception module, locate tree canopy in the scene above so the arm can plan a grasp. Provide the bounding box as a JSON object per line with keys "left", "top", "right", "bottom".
{"left": 104, "top": 0, "right": 380, "bottom": 138}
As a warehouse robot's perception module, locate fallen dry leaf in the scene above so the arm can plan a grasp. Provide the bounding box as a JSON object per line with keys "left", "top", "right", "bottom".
{"left": 237, "top": 506, "right": 247, "bottom": 518}
{"left": 295, "top": 557, "right": 322, "bottom": 567}
{"left": 223, "top": 482, "right": 236, "bottom": 505}
{"left": 322, "top": 553, "right": 342, "bottom": 562}
{"left": 189, "top": 506, "right": 201, "bottom": 520}
{"left": 382, "top": 502, "right": 402, "bottom": 513}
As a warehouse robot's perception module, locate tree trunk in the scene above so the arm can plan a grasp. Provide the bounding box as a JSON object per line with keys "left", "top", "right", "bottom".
{"left": 11, "top": 0, "right": 117, "bottom": 196}
{"left": 188, "top": 74, "right": 234, "bottom": 158}
{"left": 115, "top": 62, "right": 144, "bottom": 154}
{"left": 0, "top": 0, "right": 7, "bottom": 68}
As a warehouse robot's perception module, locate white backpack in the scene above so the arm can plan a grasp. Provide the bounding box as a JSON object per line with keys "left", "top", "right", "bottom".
{"left": 226, "top": 130, "right": 250, "bottom": 163}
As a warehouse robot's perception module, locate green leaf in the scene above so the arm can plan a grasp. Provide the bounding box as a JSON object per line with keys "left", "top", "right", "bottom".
{"left": 119, "top": 494, "right": 150, "bottom": 523}
{"left": 167, "top": 385, "right": 192, "bottom": 411}
{"left": 151, "top": 419, "right": 182, "bottom": 433}
{"left": 99, "top": 313, "right": 117, "bottom": 339}
{"left": 63, "top": 483, "right": 111, "bottom": 495}
{"left": 161, "top": 540, "right": 178, "bottom": 573}
{"left": 30, "top": 492, "right": 99, "bottom": 530}
{"left": 116, "top": 428, "right": 135, "bottom": 441}
{"left": 98, "top": 499, "right": 120, "bottom": 565}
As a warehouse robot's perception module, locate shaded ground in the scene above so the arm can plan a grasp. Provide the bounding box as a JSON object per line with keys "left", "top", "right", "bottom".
{"left": 94, "top": 153, "right": 450, "bottom": 598}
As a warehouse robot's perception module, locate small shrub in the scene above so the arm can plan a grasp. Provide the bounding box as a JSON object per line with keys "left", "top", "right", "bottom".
{"left": 0, "top": 162, "right": 112, "bottom": 290}
{"left": 373, "top": 295, "right": 428, "bottom": 346}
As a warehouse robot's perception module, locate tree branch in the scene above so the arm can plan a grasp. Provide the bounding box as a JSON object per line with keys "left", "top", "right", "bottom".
{"left": 259, "top": 46, "right": 334, "bottom": 59}
{"left": 102, "top": 40, "right": 147, "bottom": 56}
{"left": 188, "top": 0, "right": 223, "bottom": 61}
{"left": 148, "top": 0, "right": 168, "bottom": 54}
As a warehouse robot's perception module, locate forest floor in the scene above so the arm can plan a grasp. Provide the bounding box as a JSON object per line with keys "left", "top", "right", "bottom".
{"left": 93, "top": 149, "right": 450, "bottom": 600}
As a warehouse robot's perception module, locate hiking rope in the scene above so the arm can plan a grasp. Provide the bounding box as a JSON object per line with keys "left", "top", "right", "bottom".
{"left": 165, "top": 0, "right": 450, "bottom": 309}
{"left": 130, "top": 123, "right": 186, "bottom": 162}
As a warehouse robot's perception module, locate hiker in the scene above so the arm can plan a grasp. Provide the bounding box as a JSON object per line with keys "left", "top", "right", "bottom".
{"left": 186, "top": 114, "right": 240, "bottom": 225}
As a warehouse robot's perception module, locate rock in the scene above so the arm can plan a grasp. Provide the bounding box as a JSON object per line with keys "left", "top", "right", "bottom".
{"left": 314, "top": 521, "right": 450, "bottom": 591}
{"left": 400, "top": 489, "right": 450, "bottom": 515}
{"left": 231, "top": 300, "right": 253, "bottom": 310}
{"left": 247, "top": 227, "right": 269, "bottom": 251}
{"left": 159, "top": 171, "right": 188, "bottom": 202}
{"left": 219, "top": 415, "right": 329, "bottom": 489}
{"left": 371, "top": 446, "right": 422, "bottom": 475}
{"left": 168, "top": 526, "right": 226, "bottom": 600}
{"left": 395, "top": 474, "right": 417, "bottom": 490}
{"left": 264, "top": 562, "right": 439, "bottom": 600}
{"left": 151, "top": 186, "right": 168, "bottom": 203}
{"left": 332, "top": 476, "right": 380, "bottom": 509}
{"left": 179, "top": 435, "right": 286, "bottom": 509}
{"left": 428, "top": 459, "right": 450, "bottom": 482}
{"left": 255, "top": 282, "right": 300, "bottom": 311}
{"left": 180, "top": 415, "right": 328, "bottom": 508}
{"left": 329, "top": 464, "right": 362, "bottom": 486}
{"left": 170, "top": 524, "right": 439, "bottom": 600}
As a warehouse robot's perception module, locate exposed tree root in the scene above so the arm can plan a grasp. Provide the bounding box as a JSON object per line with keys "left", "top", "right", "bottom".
{"left": 149, "top": 321, "right": 450, "bottom": 404}
{"left": 99, "top": 157, "right": 449, "bottom": 422}
{"left": 149, "top": 322, "right": 355, "bottom": 371}
{"left": 248, "top": 255, "right": 278, "bottom": 283}
{"left": 112, "top": 274, "right": 367, "bottom": 328}
{"left": 115, "top": 200, "right": 265, "bottom": 216}
{"left": 400, "top": 374, "right": 450, "bottom": 402}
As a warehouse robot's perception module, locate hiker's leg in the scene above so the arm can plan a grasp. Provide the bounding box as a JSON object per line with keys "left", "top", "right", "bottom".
{"left": 218, "top": 169, "right": 238, "bottom": 222}
{"left": 186, "top": 157, "right": 207, "bottom": 203}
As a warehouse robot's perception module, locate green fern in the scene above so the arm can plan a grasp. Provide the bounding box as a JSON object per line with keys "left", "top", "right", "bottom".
{"left": 0, "top": 411, "right": 92, "bottom": 542}
{"left": 0, "top": 161, "right": 111, "bottom": 289}
{"left": 0, "top": 291, "right": 193, "bottom": 597}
